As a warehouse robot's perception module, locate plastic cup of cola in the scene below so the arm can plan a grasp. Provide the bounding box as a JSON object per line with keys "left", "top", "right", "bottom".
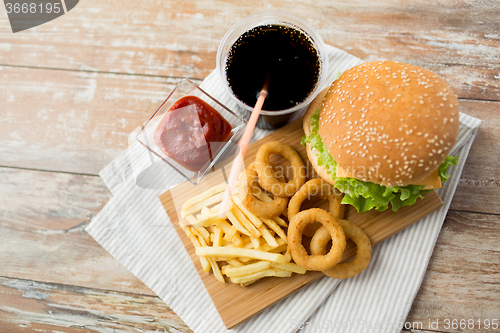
{"left": 216, "top": 11, "right": 329, "bottom": 129}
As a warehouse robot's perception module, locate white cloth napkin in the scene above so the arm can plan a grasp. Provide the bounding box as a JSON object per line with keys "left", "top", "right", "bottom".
{"left": 86, "top": 45, "right": 481, "bottom": 333}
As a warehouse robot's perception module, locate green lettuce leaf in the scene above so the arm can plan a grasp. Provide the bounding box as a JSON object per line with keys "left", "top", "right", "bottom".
{"left": 438, "top": 155, "right": 458, "bottom": 183}
{"left": 304, "top": 109, "right": 457, "bottom": 213}
{"left": 334, "top": 178, "right": 429, "bottom": 212}
{"left": 304, "top": 109, "right": 338, "bottom": 177}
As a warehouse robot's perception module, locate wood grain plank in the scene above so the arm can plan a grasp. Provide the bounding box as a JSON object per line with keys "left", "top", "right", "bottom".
{"left": 0, "top": 1, "right": 498, "bottom": 331}
{"left": 0, "top": 1, "right": 498, "bottom": 100}
{"left": 0, "top": 277, "right": 192, "bottom": 333}
{"left": 2, "top": 169, "right": 496, "bottom": 333}
{"left": 450, "top": 100, "right": 500, "bottom": 215}
{"left": 0, "top": 139, "right": 494, "bottom": 332}
{"left": 0, "top": 66, "right": 198, "bottom": 174}
{"left": 0, "top": 0, "right": 223, "bottom": 79}
{"left": 317, "top": 3, "right": 500, "bottom": 101}
{"left": 0, "top": 167, "right": 154, "bottom": 296}
{"left": 406, "top": 210, "right": 500, "bottom": 332}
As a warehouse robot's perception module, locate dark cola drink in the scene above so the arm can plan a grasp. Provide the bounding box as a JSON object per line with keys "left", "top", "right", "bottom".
{"left": 225, "top": 24, "right": 321, "bottom": 127}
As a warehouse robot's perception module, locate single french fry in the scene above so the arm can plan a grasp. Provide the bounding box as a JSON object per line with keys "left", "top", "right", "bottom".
{"left": 178, "top": 219, "right": 190, "bottom": 232}
{"left": 189, "top": 223, "right": 212, "bottom": 246}
{"left": 182, "top": 183, "right": 226, "bottom": 211}
{"left": 181, "top": 192, "right": 224, "bottom": 218}
{"left": 272, "top": 215, "right": 288, "bottom": 227}
{"left": 195, "top": 214, "right": 223, "bottom": 227}
{"left": 197, "top": 205, "right": 228, "bottom": 224}
{"left": 261, "top": 217, "right": 287, "bottom": 242}
{"left": 196, "top": 231, "right": 209, "bottom": 247}
{"left": 207, "top": 257, "right": 225, "bottom": 283}
{"left": 200, "top": 257, "right": 212, "bottom": 273}
{"left": 272, "top": 269, "right": 293, "bottom": 278}
{"left": 206, "top": 225, "right": 215, "bottom": 234}
{"left": 200, "top": 235, "right": 229, "bottom": 281}
{"left": 250, "top": 236, "right": 261, "bottom": 249}
{"left": 184, "top": 228, "right": 211, "bottom": 273}
{"left": 226, "top": 209, "right": 251, "bottom": 236}
{"left": 232, "top": 196, "right": 262, "bottom": 228}
{"left": 195, "top": 232, "right": 225, "bottom": 283}
{"left": 229, "top": 269, "right": 278, "bottom": 284}
{"left": 221, "top": 264, "right": 232, "bottom": 275}
{"left": 196, "top": 246, "right": 287, "bottom": 263}
{"left": 281, "top": 250, "right": 292, "bottom": 262}
{"left": 203, "top": 219, "right": 232, "bottom": 234}
{"left": 231, "top": 232, "right": 244, "bottom": 247}
{"left": 238, "top": 256, "right": 254, "bottom": 263}
{"left": 253, "top": 189, "right": 273, "bottom": 203}
{"left": 223, "top": 261, "right": 271, "bottom": 277}
{"left": 226, "top": 259, "right": 244, "bottom": 267}
{"left": 223, "top": 226, "right": 238, "bottom": 241}
{"left": 250, "top": 238, "right": 286, "bottom": 253}
{"left": 238, "top": 279, "right": 259, "bottom": 287}
{"left": 243, "top": 241, "right": 254, "bottom": 249}
{"left": 211, "top": 256, "right": 234, "bottom": 261}
{"left": 184, "top": 215, "right": 211, "bottom": 244}
{"left": 209, "top": 203, "right": 222, "bottom": 214}
{"left": 200, "top": 206, "right": 213, "bottom": 217}
{"left": 239, "top": 234, "right": 251, "bottom": 245}
{"left": 230, "top": 206, "right": 261, "bottom": 237}
{"left": 213, "top": 226, "right": 223, "bottom": 247}
{"left": 258, "top": 224, "right": 279, "bottom": 248}
{"left": 268, "top": 243, "right": 288, "bottom": 254}
{"left": 271, "top": 262, "right": 307, "bottom": 274}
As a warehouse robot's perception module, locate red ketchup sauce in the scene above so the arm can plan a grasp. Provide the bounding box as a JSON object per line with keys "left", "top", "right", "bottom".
{"left": 154, "top": 95, "right": 232, "bottom": 172}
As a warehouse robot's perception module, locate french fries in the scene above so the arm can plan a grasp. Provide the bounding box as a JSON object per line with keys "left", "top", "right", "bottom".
{"left": 181, "top": 183, "right": 226, "bottom": 211}
{"left": 222, "top": 260, "right": 271, "bottom": 277}
{"left": 180, "top": 182, "right": 305, "bottom": 286}
{"left": 196, "top": 246, "right": 288, "bottom": 263}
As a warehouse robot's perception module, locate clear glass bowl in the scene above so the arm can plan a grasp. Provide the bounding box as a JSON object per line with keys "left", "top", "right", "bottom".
{"left": 216, "top": 11, "right": 329, "bottom": 129}
{"left": 136, "top": 78, "right": 246, "bottom": 185}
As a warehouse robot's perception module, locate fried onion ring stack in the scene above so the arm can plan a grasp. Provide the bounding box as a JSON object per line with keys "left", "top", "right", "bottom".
{"left": 239, "top": 141, "right": 372, "bottom": 280}
{"left": 239, "top": 162, "right": 289, "bottom": 219}
{"left": 288, "top": 208, "right": 346, "bottom": 271}
{"left": 287, "top": 178, "right": 373, "bottom": 279}
{"left": 254, "top": 141, "right": 307, "bottom": 198}
{"left": 240, "top": 142, "right": 306, "bottom": 219}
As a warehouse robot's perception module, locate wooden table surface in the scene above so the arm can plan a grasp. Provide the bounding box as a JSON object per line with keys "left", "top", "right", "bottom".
{"left": 1, "top": 1, "right": 499, "bottom": 332}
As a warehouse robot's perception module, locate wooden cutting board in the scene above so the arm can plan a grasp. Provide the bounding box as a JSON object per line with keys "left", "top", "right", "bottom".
{"left": 158, "top": 116, "right": 443, "bottom": 329}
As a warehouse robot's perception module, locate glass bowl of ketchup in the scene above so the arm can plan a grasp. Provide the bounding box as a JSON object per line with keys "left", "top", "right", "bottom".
{"left": 136, "top": 78, "right": 246, "bottom": 185}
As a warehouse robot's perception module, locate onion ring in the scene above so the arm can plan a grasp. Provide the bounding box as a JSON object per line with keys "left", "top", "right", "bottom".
{"left": 239, "top": 162, "right": 288, "bottom": 219}
{"left": 254, "top": 141, "right": 306, "bottom": 197}
{"left": 310, "top": 219, "right": 372, "bottom": 279}
{"left": 288, "top": 178, "right": 344, "bottom": 237}
{"left": 287, "top": 208, "right": 346, "bottom": 271}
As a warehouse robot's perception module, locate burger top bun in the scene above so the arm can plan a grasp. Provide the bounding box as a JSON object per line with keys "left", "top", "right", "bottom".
{"left": 310, "top": 60, "right": 460, "bottom": 187}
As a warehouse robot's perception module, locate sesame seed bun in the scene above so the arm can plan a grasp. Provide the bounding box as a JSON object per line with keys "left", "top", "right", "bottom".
{"left": 306, "top": 60, "right": 460, "bottom": 187}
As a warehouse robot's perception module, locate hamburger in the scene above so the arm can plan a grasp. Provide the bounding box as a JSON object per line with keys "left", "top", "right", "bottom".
{"left": 303, "top": 60, "right": 459, "bottom": 212}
